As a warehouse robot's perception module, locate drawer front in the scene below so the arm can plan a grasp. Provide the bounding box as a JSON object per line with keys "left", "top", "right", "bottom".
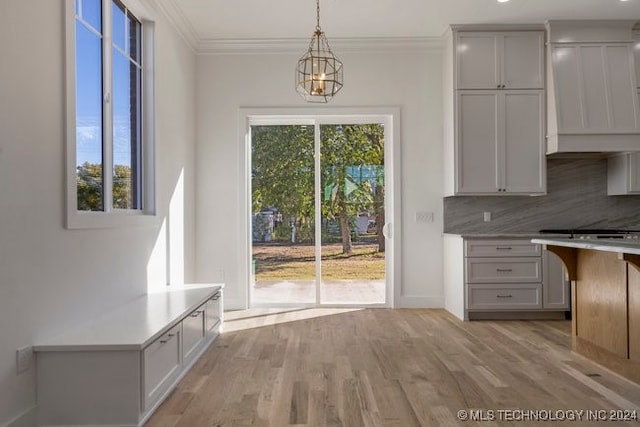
{"left": 182, "top": 306, "right": 206, "bottom": 363}
{"left": 465, "top": 239, "right": 541, "bottom": 257}
{"left": 143, "top": 324, "right": 181, "bottom": 410}
{"left": 205, "top": 292, "right": 222, "bottom": 333}
{"left": 466, "top": 257, "right": 542, "bottom": 283}
{"left": 467, "top": 284, "right": 542, "bottom": 310}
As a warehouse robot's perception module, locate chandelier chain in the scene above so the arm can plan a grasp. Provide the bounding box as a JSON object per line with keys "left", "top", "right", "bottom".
{"left": 315, "top": 0, "right": 321, "bottom": 32}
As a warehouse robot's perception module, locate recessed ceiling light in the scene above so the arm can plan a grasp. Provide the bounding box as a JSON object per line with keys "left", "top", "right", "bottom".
{"left": 497, "top": 0, "right": 511, "bottom": 3}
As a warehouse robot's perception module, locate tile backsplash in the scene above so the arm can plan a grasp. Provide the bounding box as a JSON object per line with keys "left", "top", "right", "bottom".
{"left": 443, "top": 158, "right": 640, "bottom": 234}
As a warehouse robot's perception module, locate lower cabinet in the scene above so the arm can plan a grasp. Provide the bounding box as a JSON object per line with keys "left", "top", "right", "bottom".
{"left": 206, "top": 290, "right": 223, "bottom": 332}
{"left": 35, "top": 286, "right": 223, "bottom": 427}
{"left": 445, "top": 236, "right": 569, "bottom": 320}
{"left": 143, "top": 324, "right": 182, "bottom": 411}
{"left": 182, "top": 305, "right": 206, "bottom": 366}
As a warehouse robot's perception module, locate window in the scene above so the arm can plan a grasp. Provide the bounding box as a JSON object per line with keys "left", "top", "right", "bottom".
{"left": 66, "top": 0, "right": 154, "bottom": 227}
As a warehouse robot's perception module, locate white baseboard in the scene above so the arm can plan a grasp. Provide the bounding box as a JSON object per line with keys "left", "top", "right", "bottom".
{"left": 224, "top": 296, "right": 443, "bottom": 310}
{"left": 223, "top": 297, "right": 247, "bottom": 311}
{"left": 395, "top": 296, "right": 444, "bottom": 308}
{"left": 2, "top": 405, "right": 37, "bottom": 427}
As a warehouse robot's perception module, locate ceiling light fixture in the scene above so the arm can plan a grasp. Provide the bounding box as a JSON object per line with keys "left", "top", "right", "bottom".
{"left": 295, "top": 0, "right": 343, "bottom": 103}
{"left": 497, "top": 0, "right": 510, "bottom": 3}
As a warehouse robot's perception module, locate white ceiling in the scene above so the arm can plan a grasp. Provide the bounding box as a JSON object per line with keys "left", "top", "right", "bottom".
{"left": 160, "top": 0, "right": 640, "bottom": 44}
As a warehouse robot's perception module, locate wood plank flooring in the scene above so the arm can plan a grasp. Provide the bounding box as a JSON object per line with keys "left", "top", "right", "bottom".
{"left": 145, "top": 309, "right": 640, "bottom": 427}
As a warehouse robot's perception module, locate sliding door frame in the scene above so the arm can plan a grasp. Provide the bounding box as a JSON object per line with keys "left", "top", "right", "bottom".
{"left": 238, "top": 107, "right": 402, "bottom": 309}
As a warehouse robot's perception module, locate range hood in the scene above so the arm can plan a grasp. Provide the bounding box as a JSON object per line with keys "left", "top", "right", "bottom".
{"left": 546, "top": 20, "right": 640, "bottom": 155}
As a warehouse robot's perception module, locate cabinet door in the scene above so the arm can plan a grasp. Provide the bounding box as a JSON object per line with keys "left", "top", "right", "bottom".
{"left": 503, "top": 91, "right": 545, "bottom": 194}
{"left": 182, "top": 307, "right": 205, "bottom": 364}
{"left": 456, "top": 92, "right": 500, "bottom": 193}
{"left": 456, "top": 33, "right": 500, "bottom": 89}
{"left": 630, "top": 152, "right": 640, "bottom": 192}
{"left": 607, "top": 151, "right": 640, "bottom": 195}
{"left": 543, "top": 251, "right": 569, "bottom": 309}
{"left": 502, "top": 32, "right": 544, "bottom": 89}
{"left": 143, "top": 325, "right": 181, "bottom": 410}
{"left": 205, "top": 292, "right": 222, "bottom": 333}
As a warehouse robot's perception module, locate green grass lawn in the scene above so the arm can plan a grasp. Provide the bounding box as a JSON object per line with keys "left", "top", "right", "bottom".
{"left": 252, "top": 243, "right": 385, "bottom": 281}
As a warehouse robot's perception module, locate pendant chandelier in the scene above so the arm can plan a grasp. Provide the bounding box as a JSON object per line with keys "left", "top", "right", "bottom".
{"left": 295, "top": 0, "right": 343, "bottom": 103}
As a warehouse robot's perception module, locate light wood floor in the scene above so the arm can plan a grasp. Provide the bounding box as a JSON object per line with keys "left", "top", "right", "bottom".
{"left": 145, "top": 309, "right": 640, "bottom": 426}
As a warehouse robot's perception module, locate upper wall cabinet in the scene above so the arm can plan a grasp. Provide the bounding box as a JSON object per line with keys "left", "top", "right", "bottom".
{"left": 608, "top": 151, "right": 640, "bottom": 195}
{"left": 444, "top": 26, "right": 547, "bottom": 197}
{"left": 456, "top": 32, "right": 544, "bottom": 90}
{"left": 456, "top": 91, "right": 546, "bottom": 195}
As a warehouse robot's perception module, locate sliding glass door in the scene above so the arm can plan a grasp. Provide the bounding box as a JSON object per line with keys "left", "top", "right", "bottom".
{"left": 249, "top": 116, "right": 391, "bottom": 307}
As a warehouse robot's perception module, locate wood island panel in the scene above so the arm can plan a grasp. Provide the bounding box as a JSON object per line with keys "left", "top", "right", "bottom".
{"left": 629, "top": 264, "right": 640, "bottom": 362}
{"left": 575, "top": 249, "right": 628, "bottom": 359}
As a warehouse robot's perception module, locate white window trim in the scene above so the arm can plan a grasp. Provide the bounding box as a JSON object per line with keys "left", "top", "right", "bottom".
{"left": 64, "top": 0, "right": 156, "bottom": 229}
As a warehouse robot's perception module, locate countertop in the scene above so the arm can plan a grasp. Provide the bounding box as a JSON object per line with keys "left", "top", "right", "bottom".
{"left": 531, "top": 238, "right": 640, "bottom": 255}
{"left": 444, "top": 233, "right": 565, "bottom": 239}
{"left": 34, "top": 284, "right": 223, "bottom": 352}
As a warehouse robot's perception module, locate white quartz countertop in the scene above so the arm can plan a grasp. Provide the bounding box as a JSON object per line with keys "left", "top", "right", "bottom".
{"left": 34, "top": 284, "right": 223, "bottom": 352}
{"left": 531, "top": 238, "right": 640, "bottom": 255}
{"left": 444, "top": 233, "right": 566, "bottom": 239}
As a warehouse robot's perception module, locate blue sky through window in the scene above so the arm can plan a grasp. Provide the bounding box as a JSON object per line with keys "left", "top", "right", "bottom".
{"left": 76, "top": 0, "right": 139, "bottom": 168}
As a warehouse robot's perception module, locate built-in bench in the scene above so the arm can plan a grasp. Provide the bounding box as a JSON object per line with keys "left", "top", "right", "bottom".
{"left": 34, "top": 284, "right": 223, "bottom": 427}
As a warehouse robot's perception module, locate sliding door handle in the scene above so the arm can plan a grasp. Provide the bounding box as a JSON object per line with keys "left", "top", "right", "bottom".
{"left": 382, "top": 223, "right": 392, "bottom": 239}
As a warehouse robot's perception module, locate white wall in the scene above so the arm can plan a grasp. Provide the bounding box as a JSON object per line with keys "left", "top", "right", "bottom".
{"left": 195, "top": 45, "right": 444, "bottom": 309}
{"left": 0, "top": 1, "right": 196, "bottom": 425}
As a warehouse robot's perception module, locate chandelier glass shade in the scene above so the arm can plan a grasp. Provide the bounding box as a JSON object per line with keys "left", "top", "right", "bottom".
{"left": 295, "top": 0, "right": 343, "bottom": 103}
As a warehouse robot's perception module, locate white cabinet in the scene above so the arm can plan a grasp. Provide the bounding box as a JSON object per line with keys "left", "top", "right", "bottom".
{"left": 456, "top": 31, "right": 544, "bottom": 90}
{"left": 445, "top": 26, "right": 547, "bottom": 196}
{"left": 608, "top": 152, "right": 640, "bottom": 195}
{"left": 443, "top": 237, "right": 570, "bottom": 320}
{"left": 143, "top": 324, "right": 181, "bottom": 411}
{"left": 182, "top": 305, "right": 206, "bottom": 367}
{"left": 456, "top": 90, "right": 545, "bottom": 194}
{"left": 206, "top": 290, "right": 223, "bottom": 332}
{"left": 550, "top": 43, "right": 640, "bottom": 133}
{"left": 35, "top": 285, "right": 223, "bottom": 427}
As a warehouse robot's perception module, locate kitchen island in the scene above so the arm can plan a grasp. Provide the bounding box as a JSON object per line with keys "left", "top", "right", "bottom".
{"left": 532, "top": 238, "right": 640, "bottom": 384}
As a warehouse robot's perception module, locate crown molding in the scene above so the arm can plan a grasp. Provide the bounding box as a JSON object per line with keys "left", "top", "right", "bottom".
{"left": 197, "top": 36, "right": 444, "bottom": 55}
{"left": 154, "top": 0, "right": 199, "bottom": 51}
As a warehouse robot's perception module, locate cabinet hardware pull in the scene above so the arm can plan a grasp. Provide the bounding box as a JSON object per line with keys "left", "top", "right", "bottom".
{"left": 496, "top": 247, "right": 512, "bottom": 250}
{"left": 191, "top": 311, "right": 203, "bottom": 317}
{"left": 496, "top": 268, "right": 513, "bottom": 272}
{"left": 160, "top": 333, "right": 176, "bottom": 344}
{"left": 497, "top": 294, "right": 513, "bottom": 298}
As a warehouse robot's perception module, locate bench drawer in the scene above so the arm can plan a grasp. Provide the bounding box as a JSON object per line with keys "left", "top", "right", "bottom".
{"left": 142, "top": 324, "right": 181, "bottom": 410}
{"left": 182, "top": 305, "right": 206, "bottom": 366}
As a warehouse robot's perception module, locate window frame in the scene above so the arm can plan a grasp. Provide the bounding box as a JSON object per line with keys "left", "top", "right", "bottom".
{"left": 65, "top": 0, "right": 156, "bottom": 229}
